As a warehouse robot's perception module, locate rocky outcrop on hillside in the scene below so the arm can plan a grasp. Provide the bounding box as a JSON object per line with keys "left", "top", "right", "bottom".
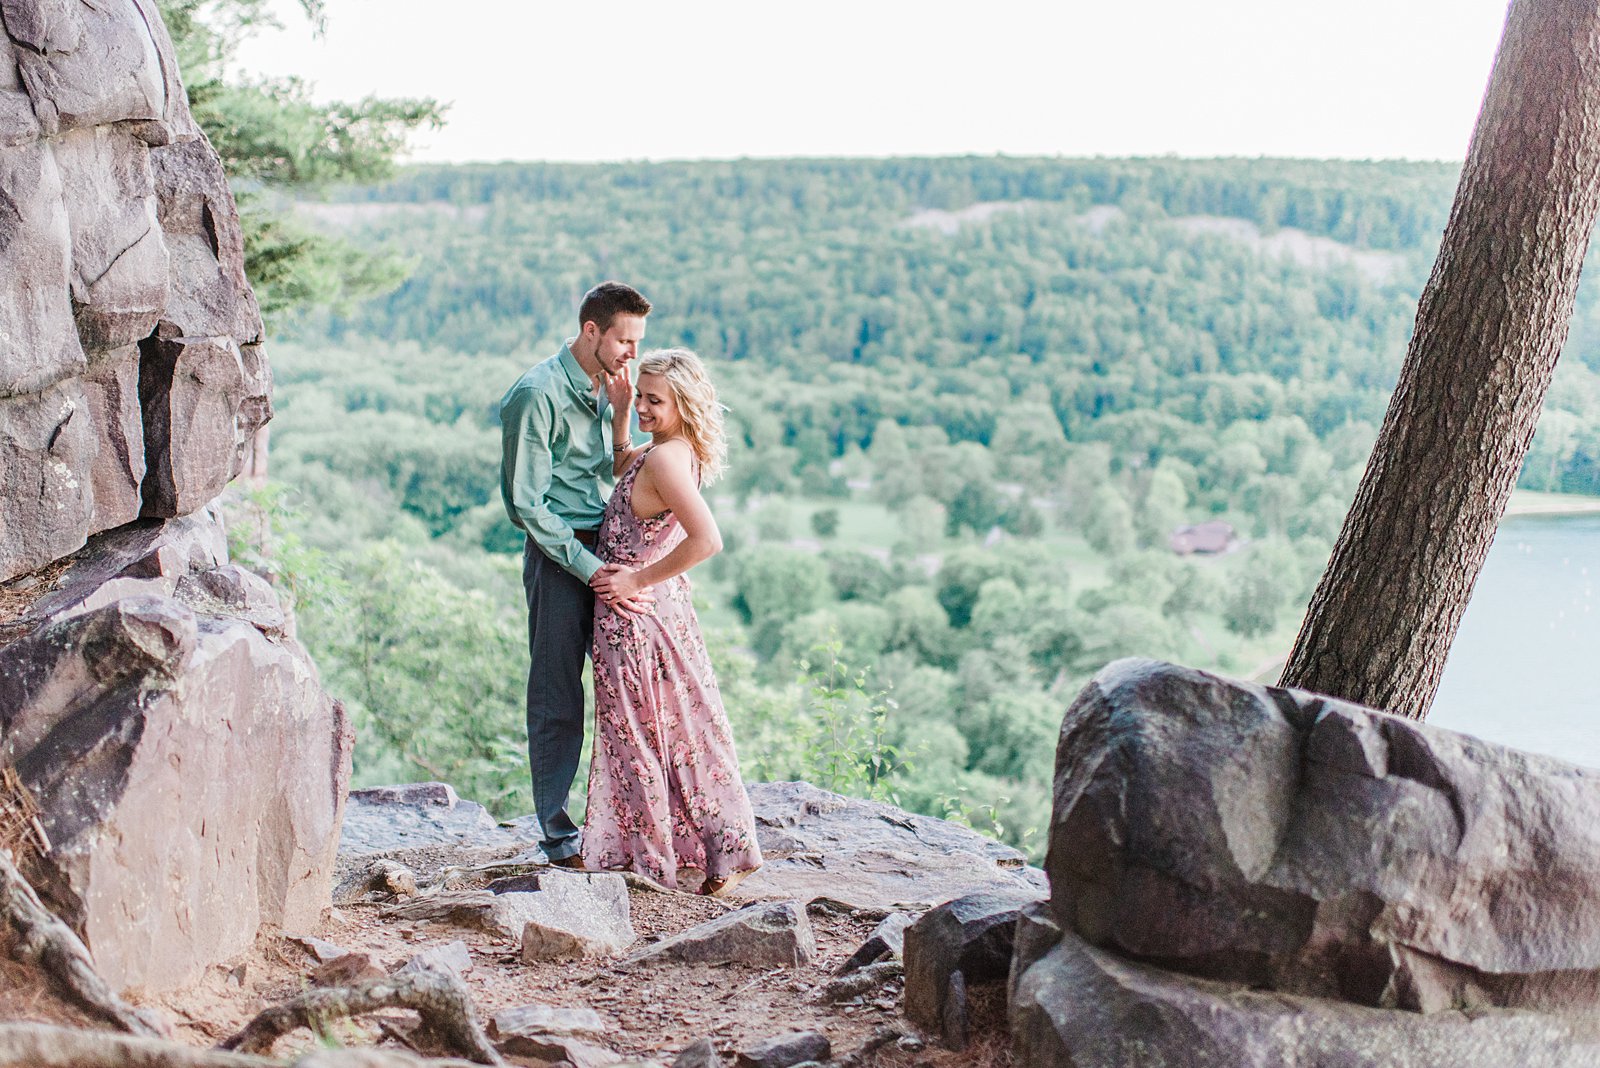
{"left": 0, "top": 0, "right": 343, "bottom": 999}
{"left": 1014, "top": 658, "right": 1600, "bottom": 1066}
{"left": 1, "top": 511, "right": 351, "bottom": 993}
{"left": 0, "top": 0, "right": 267, "bottom": 584}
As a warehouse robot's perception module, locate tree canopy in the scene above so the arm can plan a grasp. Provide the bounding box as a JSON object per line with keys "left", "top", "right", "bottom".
{"left": 158, "top": 0, "right": 445, "bottom": 321}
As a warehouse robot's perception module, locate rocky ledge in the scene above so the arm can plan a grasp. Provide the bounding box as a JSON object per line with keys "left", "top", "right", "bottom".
{"left": 1017, "top": 657, "right": 1600, "bottom": 1067}
{"left": 340, "top": 778, "right": 1043, "bottom": 915}
{"left": 0, "top": 508, "right": 349, "bottom": 994}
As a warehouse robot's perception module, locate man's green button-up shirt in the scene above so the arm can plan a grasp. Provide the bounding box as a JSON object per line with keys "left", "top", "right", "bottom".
{"left": 499, "top": 343, "right": 614, "bottom": 582}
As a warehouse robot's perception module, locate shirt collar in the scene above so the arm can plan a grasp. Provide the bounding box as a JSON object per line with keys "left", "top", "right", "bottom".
{"left": 558, "top": 341, "right": 598, "bottom": 395}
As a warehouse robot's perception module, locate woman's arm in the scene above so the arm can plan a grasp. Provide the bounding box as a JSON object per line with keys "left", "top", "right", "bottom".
{"left": 605, "top": 370, "right": 645, "bottom": 477}
{"left": 593, "top": 441, "right": 721, "bottom": 600}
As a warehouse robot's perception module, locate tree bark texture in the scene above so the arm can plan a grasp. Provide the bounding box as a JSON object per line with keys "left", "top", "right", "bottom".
{"left": 1280, "top": 0, "right": 1600, "bottom": 719}
{"left": 219, "top": 971, "right": 504, "bottom": 1066}
{"left": 0, "top": 1024, "right": 276, "bottom": 1068}
{"left": 0, "top": 1022, "right": 486, "bottom": 1067}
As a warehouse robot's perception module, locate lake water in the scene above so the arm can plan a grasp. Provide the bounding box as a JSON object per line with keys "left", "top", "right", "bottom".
{"left": 1429, "top": 513, "right": 1600, "bottom": 768}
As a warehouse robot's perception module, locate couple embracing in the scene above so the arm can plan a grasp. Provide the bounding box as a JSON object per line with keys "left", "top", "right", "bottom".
{"left": 499, "top": 281, "right": 762, "bottom": 896}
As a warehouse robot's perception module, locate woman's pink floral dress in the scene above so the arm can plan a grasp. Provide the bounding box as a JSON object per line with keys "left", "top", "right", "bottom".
{"left": 582, "top": 447, "right": 762, "bottom": 888}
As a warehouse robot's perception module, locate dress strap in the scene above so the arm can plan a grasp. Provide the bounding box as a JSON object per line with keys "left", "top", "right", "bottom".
{"left": 625, "top": 444, "right": 655, "bottom": 477}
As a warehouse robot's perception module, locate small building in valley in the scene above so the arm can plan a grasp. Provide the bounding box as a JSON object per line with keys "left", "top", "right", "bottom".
{"left": 1169, "top": 520, "right": 1239, "bottom": 556}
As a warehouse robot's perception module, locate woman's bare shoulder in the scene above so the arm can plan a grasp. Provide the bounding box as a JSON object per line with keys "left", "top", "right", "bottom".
{"left": 643, "top": 438, "right": 695, "bottom": 473}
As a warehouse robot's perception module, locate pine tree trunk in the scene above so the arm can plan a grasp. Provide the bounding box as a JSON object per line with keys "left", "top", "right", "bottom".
{"left": 1280, "top": 0, "right": 1600, "bottom": 719}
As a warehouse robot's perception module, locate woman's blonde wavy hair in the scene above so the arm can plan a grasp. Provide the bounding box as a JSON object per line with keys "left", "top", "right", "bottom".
{"left": 636, "top": 348, "right": 728, "bottom": 485}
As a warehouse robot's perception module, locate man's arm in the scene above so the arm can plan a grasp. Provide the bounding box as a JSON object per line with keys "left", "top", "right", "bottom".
{"left": 502, "top": 388, "right": 604, "bottom": 582}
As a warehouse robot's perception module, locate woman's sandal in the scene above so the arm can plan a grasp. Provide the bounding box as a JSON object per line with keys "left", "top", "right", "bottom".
{"left": 700, "top": 867, "right": 757, "bottom": 897}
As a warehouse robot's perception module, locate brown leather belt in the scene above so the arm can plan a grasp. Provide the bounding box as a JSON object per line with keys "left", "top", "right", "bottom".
{"left": 573, "top": 529, "right": 598, "bottom": 547}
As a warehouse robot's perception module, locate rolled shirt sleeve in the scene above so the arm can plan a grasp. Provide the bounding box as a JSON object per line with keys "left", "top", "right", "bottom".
{"left": 501, "top": 382, "right": 605, "bottom": 582}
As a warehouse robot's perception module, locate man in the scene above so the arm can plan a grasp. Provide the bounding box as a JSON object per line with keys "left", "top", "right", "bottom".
{"left": 499, "top": 281, "right": 654, "bottom": 868}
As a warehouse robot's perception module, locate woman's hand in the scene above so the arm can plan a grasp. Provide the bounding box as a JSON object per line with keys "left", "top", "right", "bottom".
{"left": 604, "top": 368, "right": 633, "bottom": 414}
{"left": 591, "top": 563, "right": 653, "bottom": 615}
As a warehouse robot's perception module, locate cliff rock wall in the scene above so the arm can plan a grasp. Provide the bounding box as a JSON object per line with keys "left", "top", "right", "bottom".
{"left": 0, "top": 0, "right": 267, "bottom": 583}
{"left": 0, "top": 0, "right": 345, "bottom": 995}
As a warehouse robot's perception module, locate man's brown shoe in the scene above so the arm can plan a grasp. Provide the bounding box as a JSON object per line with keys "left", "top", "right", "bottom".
{"left": 548, "top": 854, "right": 586, "bottom": 870}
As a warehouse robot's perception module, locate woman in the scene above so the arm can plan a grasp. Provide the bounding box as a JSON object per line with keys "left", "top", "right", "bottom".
{"left": 583, "top": 348, "right": 763, "bottom": 895}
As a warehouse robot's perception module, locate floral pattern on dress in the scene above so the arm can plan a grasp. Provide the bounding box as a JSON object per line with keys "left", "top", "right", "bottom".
{"left": 582, "top": 447, "right": 763, "bottom": 888}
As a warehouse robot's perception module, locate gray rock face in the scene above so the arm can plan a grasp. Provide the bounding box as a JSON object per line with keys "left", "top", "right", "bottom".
{"left": 174, "top": 562, "right": 285, "bottom": 635}
{"left": 338, "top": 782, "right": 535, "bottom": 855}
{"left": 0, "top": 0, "right": 341, "bottom": 1007}
{"left": 397, "top": 940, "right": 474, "bottom": 980}
{"left": 0, "top": 504, "right": 227, "bottom": 642}
{"left": 627, "top": 901, "right": 816, "bottom": 969}
{"left": 0, "top": 510, "right": 350, "bottom": 994}
{"left": 490, "top": 1004, "right": 610, "bottom": 1040}
{"left": 671, "top": 1038, "right": 722, "bottom": 1068}
{"left": 739, "top": 781, "right": 1042, "bottom": 910}
{"left": 494, "top": 1032, "right": 619, "bottom": 1068}
{"left": 839, "top": 911, "right": 914, "bottom": 973}
{"left": 149, "top": 136, "right": 260, "bottom": 342}
{"left": 507, "top": 873, "right": 635, "bottom": 959}
{"left": 1047, "top": 658, "right": 1600, "bottom": 1014}
{"left": 734, "top": 1031, "right": 830, "bottom": 1068}
{"left": 0, "top": 0, "right": 263, "bottom": 581}
{"left": 312, "top": 951, "right": 385, "bottom": 987}
{"left": 1011, "top": 922, "right": 1600, "bottom": 1068}
{"left": 903, "top": 889, "right": 1040, "bottom": 1038}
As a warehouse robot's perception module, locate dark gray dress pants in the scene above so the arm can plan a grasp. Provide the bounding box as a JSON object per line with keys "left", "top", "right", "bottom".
{"left": 522, "top": 537, "right": 592, "bottom": 861}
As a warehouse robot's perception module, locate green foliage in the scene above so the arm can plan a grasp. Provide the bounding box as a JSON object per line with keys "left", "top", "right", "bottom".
{"left": 810, "top": 508, "right": 841, "bottom": 539}
{"left": 881, "top": 587, "right": 958, "bottom": 667}
{"left": 753, "top": 500, "right": 795, "bottom": 542}
{"left": 732, "top": 545, "right": 832, "bottom": 625}
{"left": 222, "top": 481, "right": 344, "bottom": 616}
{"left": 936, "top": 548, "right": 1016, "bottom": 629}
{"left": 1223, "top": 539, "right": 1305, "bottom": 639}
{"left": 311, "top": 541, "right": 529, "bottom": 812}
{"left": 1139, "top": 465, "right": 1191, "bottom": 548}
{"left": 240, "top": 203, "right": 412, "bottom": 319}
{"left": 822, "top": 547, "right": 895, "bottom": 602}
{"left": 254, "top": 153, "right": 1600, "bottom": 863}
{"left": 776, "top": 604, "right": 892, "bottom": 674}
{"left": 1082, "top": 484, "right": 1137, "bottom": 556}
{"left": 962, "top": 689, "right": 1059, "bottom": 782}
{"left": 158, "top": 0, "right": 444, "bottom": 323}
{"left": 723, "top": 638, "right": 905, "bottom": 803}
{"left": 795, "top": 642, "right": 903, "bottom": 799}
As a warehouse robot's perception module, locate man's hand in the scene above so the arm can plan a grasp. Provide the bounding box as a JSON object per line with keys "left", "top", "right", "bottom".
{"left": 591, "top": 562, "right": 654, "bottom": 616}
{"left": 603, "top": 367, "right": 633, "bottom": 413}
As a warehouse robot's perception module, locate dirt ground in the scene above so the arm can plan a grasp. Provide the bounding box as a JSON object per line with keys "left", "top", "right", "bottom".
{"left": 0, "top": 841, "right": 1013, "bottom": 1067}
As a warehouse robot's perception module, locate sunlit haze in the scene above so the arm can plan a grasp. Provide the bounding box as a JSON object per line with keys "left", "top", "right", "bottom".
{"left": 236, "top": 0, "right": 1513, "bottom": 165}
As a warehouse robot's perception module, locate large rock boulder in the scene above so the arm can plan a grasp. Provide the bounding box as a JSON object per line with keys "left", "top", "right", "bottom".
{"left": 0, "top": 0, "right": 263, "bottom": 582}
{"left": 626, "top": 901, "right": 816, "bottom": 969}
{"left": 0, "top": 511, "right": 351, "bottom": 993}
{"left": 904, "top": 888, "right": 1040, "bottom": 1039}
{"left": 1012, "top": 910, "right": 1600, "bottom": 1068}
{"left": 1045, "top": 658, "right": 1600, "bottom": 1014}
{"left": 511, "top": 873, "right": 636, "bottom": 960}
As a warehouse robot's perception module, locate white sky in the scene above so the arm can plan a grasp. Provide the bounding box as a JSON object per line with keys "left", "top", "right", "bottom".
{"left": 235, "top": 0, "right": 1513, "bottom": 164}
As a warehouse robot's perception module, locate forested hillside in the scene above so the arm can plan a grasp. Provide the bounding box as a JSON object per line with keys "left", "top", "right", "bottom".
{"left": 251, "top": 156, "right": 1600, "bottom": 856}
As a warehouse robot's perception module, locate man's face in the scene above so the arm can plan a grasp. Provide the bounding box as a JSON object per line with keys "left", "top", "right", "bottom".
{"left": 590, "top": 314, "right": 647, "bottom": 376}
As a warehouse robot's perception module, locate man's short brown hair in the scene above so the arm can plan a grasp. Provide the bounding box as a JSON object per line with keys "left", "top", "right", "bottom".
{"left": 578, "top": 281, "right": 652, "bottom": 334}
